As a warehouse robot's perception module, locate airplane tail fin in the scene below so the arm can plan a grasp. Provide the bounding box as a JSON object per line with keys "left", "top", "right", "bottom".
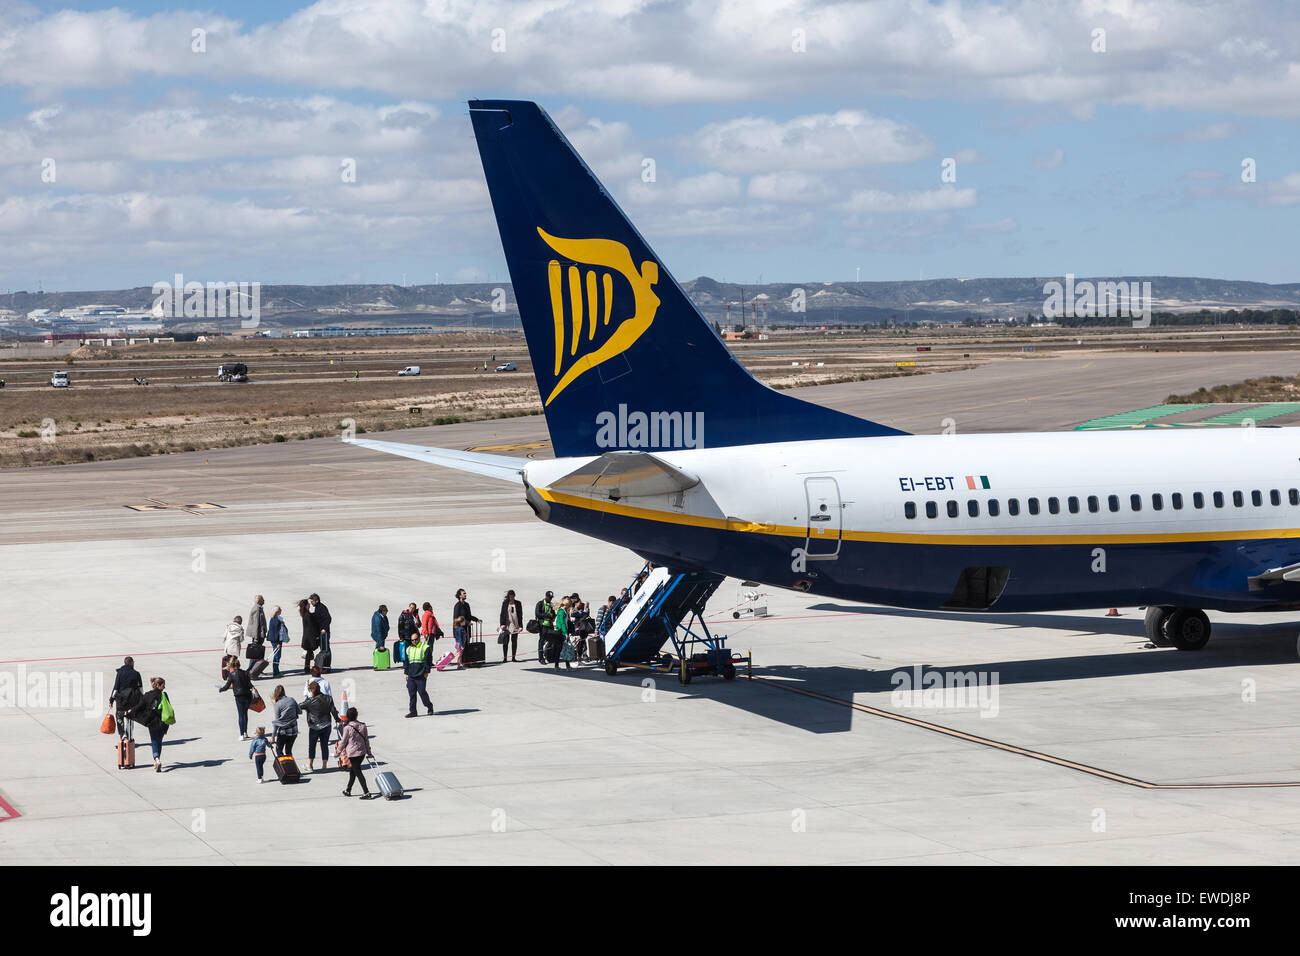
{"left": 468, "top": 99, "right": 907, "bottom": 457}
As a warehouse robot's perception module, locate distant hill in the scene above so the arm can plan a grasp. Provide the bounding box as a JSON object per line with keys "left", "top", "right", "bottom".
{"left": 4, "top": 276, "right": 1298, "bottom": 331}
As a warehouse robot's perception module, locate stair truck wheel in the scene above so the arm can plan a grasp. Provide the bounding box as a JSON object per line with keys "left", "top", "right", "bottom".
{"left": 1166, "top": 608, "right": 1211, "bottom": 651}
{"left": 1144, "top": 606, "right": 1174, "bottom": 647}
{"left": 679, "top": 656, "right": 692, "bottom": 685}
{"left": 722, "top": 663, "right": 736, "bottom": 680}
{"left": 605, "top": 658, "right": 617, "bottom": 676}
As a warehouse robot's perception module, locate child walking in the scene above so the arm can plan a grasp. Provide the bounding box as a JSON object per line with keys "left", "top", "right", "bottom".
{"left": 248, "top": 727, "right": 270, "bottom": 782}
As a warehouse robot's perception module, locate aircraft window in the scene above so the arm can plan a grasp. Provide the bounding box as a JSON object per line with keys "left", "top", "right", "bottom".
{"left": 1193, "top": 492, "right": 1204, "bottom": 509}
{"left": 1152, "top": 493, "right": 1163, "bottom": 511}
{"left": 1291, "top": 489, "right": 1299, "bottom": 506}
{"left": 1130, "top": 494, "right": 1142, "bottom": 512}
{"left": 1087, "top": 495, "right": 1099, "bottom": 513}
{"left": 1067, "top": 496, "right": 1079, "bottom": 514}
{"left": 988, "top": 499, "right": 1000, "bottom": 517}
{"left": 1047, "top": 497, "right": 1060, "bottom": 515}
{"left": 1233, "top": 491, "right": 1244, "bottom": 507}
{"left": 1171, "top": 492, "right": 1183, "bottom": 510}
{"left": 947, "top": 500, "right": 959, "bottom": 518}
{"left": 1270, "top": 489, "right": 1281, "bottom": 507}
{"left": 1028, "top": 497, "right": 1040, "bottom": 515}
{"left": 1008, "top": 498, "right": 1020, "bottom": 516}
{"left": 967, "top": 500, "right": 979, "bottom": 517}
{"left": 1251, "top": 490, "right": 1262, "bottom": 507}
{"left": 1213, "top": 491, "right": 1224, "bottom": 508}
{"left": 1108, "top": 495, "right": 1120, "bottom": 512}
{"left": 904, "top": 502, "right": 917, "bottom": 520}
{"left": 926, "top": 501, "right": 938, "bottom": 519}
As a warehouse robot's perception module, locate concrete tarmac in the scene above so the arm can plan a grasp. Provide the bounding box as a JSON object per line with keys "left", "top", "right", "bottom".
{"left": 4, "top": 350, "right": 1300, "bottom": 864}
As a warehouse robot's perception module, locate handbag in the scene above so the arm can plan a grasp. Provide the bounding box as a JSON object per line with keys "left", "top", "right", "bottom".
{"left": 497, "top": 627, "right": 509, "bottom": 646}
{"left": 526, "top": 618, "right": 540, "bottom": 633}
{"left": 246, "top": 642, "right": 265, "bottom": 661}
{"left": 159, "top": 691, "right": 176, "bottom": 726}
{"left": 99, "top": 712, "right": 116, "bottom": 735}
{"left": 559, "top": 639, "right": 577, "bottom": 662}
{"left": 249, "top": 688, "right": 266, "bottom": 713}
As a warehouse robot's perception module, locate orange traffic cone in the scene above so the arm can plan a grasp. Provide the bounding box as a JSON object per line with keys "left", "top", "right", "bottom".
{"left": 1106, "top": 608, "right": 1119, "bottom": 616}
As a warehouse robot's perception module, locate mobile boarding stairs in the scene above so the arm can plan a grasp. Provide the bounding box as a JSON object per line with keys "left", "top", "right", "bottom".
{"left": 598, "top": 562, "right": 751, "bottom": 684}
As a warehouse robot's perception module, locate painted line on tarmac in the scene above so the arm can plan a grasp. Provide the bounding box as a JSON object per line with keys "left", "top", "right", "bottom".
{"left": 751, "top": 676, "right": 1300, "bottom": 790}
{"left": 0, "top": 792, "right": 20, "bottom": 821}
{"left": 0, "top": 638, "right": 378, "bottom": 666}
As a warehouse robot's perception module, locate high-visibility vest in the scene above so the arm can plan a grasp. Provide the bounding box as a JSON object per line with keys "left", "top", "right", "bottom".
{"left": 406, "top": 640, "right": 430, "bottom": 673}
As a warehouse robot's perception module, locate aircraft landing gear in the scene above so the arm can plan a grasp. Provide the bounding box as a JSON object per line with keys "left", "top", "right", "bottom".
{"left": 1144, "top": 606, "right": 1173, "bottom": 647}
{"left": 1165, "top": 608, "right": 1211, "bottom": 651}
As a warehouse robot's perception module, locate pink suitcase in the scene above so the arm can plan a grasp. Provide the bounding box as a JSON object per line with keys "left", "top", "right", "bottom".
{"left": 435, "top": 650, "right": 457, "bottom": 672}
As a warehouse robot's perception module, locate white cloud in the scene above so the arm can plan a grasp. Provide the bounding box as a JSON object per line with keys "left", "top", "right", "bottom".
{"left": 1032, "top": 147, "right": 1065, "bottom": 170}
{"left": 844, "top": 186, "right": 977, "bottom": 213}
{"left": 694, "top": 111, "right": 932, "bottom": 173}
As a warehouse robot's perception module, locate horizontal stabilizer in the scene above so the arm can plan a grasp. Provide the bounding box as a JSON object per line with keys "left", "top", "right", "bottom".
{"left": 548, "top": 451, "right": 699, "bottom": 499}
{"left": 344, "top": 437, "right": 526, "bottom": 484}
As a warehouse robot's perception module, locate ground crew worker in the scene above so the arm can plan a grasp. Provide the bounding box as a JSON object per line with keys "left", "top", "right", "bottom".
{"left": 404, "top": 633, "right": 433, "bottom": 718}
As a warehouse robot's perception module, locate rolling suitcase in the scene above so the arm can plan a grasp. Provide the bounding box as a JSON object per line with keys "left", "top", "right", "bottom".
{"left": 116, "top": 721, "right": 135, "bottom": 769}
{"left": 543, "top": 633, "right": 560, "bottom": 664}
{"left": 587, "top": 636, "right": 606, "bottom": 662}
{"left": 373, "top": 647, "right": 390, "bottom": 671}
{"left": 370, "top": 757, "right": 403, "bottom": 800}
{"left": 317, "top": 647, "right": 332, "bottom": 670}
{"left": 273, "top": 754, "right": 301, "bottom": 784}
{"left": 435, "top": 650, "right": 456, "bottom": 672}
{"left": 247, "top": 659, "right": 269, "bottom": 679}
{"left": 394, "top": 640, "right": 407, "bottom": 664}
{"left": 462, "top": 622, "right": 485, "bottom": 667}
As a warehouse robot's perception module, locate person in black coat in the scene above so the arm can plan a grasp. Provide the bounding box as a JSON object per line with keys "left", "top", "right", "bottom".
{"left": 131, "top": 677, "right": 171, "bottom": 773}
{"left": 218, "top": 659, "right": 255, "bottom": 740}
{"left": 499, "top": 590, "right": 523, "bottom": 663}
{"left": 298, "top": 598, "right": 317, "bottom": 673}
{"left": 309, "top": 593, "right": 332, "bottom": 663}
{"left": 109, "top": 657, "right": 143, "bottom": 737}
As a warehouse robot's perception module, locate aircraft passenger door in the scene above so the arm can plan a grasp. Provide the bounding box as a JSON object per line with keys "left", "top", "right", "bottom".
{"left": 805, "top": 477, "right": 842, "bottom": 560}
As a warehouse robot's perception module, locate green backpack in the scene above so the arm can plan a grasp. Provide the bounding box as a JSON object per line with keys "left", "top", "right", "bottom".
{"left": 159, "top": 691, "right": 176, "bottom": 726}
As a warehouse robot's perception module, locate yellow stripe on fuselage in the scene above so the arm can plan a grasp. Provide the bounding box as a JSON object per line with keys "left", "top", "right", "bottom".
{"left": 536, "top": 488, "right": 1300, "bottom": 546}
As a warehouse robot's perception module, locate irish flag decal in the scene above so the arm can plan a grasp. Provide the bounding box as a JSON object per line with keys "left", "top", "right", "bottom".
{"left": 965, "top": 475, "right": 991, "bottom": 490}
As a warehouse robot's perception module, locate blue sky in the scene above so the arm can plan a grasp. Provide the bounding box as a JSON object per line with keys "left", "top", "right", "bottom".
{"left": 0, "top": 0, "right": 1297, "bottom": 292}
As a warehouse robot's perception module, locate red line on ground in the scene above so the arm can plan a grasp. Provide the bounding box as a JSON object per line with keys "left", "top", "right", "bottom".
{"left": 0, "top": 792, "right": 20, "bottom": 822}
{"left": 0, "top": 639, "right": 376, "bottom": 666}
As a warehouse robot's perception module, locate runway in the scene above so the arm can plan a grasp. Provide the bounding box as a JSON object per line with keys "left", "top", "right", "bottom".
{"left": 4, "top": 349, "right": 1300, "bottom": 864}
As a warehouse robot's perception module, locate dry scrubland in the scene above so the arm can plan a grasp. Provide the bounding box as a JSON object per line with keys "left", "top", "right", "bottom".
{"left": 0, "top": 324, "right": 1294, "bottom": 467}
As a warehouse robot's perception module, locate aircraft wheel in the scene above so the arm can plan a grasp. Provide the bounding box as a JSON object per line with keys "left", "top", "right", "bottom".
{"left": 1144, "top": 606, "right": 1173, "bottom": 647}
{"left": 1166, "top": 608, "right": 1211, "bottom": 651}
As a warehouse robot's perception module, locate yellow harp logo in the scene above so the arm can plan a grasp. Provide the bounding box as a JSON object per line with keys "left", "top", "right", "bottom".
{"left": 538, "top": 227, "right": 660, "bottom": 406}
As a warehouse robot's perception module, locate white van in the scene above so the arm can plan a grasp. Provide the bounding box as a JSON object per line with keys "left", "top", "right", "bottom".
{"left": 50, "top": 370, "right": 70, "bottom": 388}
{"left": 397, "top": 366, "right": 421, "bottom": 376}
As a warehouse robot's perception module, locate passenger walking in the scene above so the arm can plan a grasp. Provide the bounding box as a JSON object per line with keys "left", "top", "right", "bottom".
{"left": 553, "top": 596, "right": 573, "bottom": 670}
{"left": 535, "top": 590, "right": 555, "bottom": 663}
{"left": 404, "top": 632, "right": 434, "bottom": 717}
{"left": 452, "top": 589, "right": 480, "bottom": 667}
{"left": 300, "top": 681, "right": 339, "bottom": 772}
{"left": 499, "top": 590, "right": 523, "bottom": 662}
{"left": 338, "top": 707, "right": 374, "bottom": 798}
{"left": 371, "top": 604, "right": 390, "bottom": 650}
{"left": 271, "top": 685, "right": 300, "bottom": 757}
{"left": 298, "top": 598, "right": 317, "bottom": 673}
{"left": 218, "top": 658, "right": 255, "bottom": 740}
{"left": 308, "top": 593, "right": 332, "bottom": 661}
{"left": 223, "top": 615, "right": 245, "bottom": 676}
{"left": 303, "top": 665, "right": 332, "bottom": 701}
{"left": 247, "top": 595, "right": 268, "bottom": 647}
{"left": 131, "top": 676, "right": 173, "bottom": 773}
{"left": 397, "top": 602, "right": 419, "bottom": 661}
{"left": 109, "top": 656, "right": 143, "bottom": 735}
{"left": 596, "top": 595, "right": 617, "bottom": 633}
{"left": 267, "top": 605, "right": 287, "bottom": 677}
{"left": 420, "top": 602, "right": 441, "bottom": 643}
{"left": 248, "top": 728, "right": 271, "bottom": 782}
